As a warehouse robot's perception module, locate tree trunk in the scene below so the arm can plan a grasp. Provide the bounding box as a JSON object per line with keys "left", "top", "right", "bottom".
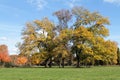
{"left": 45, "top": 58, "right": 49, "bottom": 68}
{"left": 76, "top": 54, "right": 80, "bottom": 68}
{"left": 62, "top": 58, "right": 65, "bottom": 68}
{"left": 58, "top": 59, "right": 62, "bottom": 68}
{"left": 49, "top": 57, "right": 52, "bottom": 68}
{"left": 1, "top": 61, "right": 5, "bottom": 67}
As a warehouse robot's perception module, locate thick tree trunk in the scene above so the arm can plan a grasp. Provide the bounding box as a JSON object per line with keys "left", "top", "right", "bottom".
{"left": 76, "top": 55, "right": 80, "bottom": 68}
{"left": 49, "top": 57, "right": 52, "bottom": 68}
{"left": 45, "top": 58, "right": 49, "bottom": 68}
{"left": 0, "top": 61, "right": 5, "bottom": 67}
{"left": 62, "top": 58, "right": 65, "bottom": 68}
{"left": 68, "top": 54, "right": 73, "bottom": 66}
{"left": 58, "top": 59, "right": 62, "bottom": 68}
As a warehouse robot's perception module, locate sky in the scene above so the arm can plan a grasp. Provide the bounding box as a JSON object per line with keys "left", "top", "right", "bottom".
{"left": 0, "top": 0, "right": 120, "bottom": 55}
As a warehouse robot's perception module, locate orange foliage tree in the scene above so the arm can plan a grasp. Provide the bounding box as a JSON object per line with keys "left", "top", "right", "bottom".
{"left": 0, "top": 44, "right": 11, "bottom": 67}
{"left": 16, "top": 56, "right": 28, "bottom": 66}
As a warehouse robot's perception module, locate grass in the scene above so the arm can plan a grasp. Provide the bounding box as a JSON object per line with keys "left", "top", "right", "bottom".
{"left": 0, "top": 66, "right": 120, "bottom": 80}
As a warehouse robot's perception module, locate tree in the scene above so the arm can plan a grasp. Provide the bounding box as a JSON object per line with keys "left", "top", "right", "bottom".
{"left": 53, "top": 9, "right": 72, "bottom": 31}
{"left": 53, "top": 9, "right": 73, "bottom": 68}
{"left": 54, "top": 29, "right": 73, "bottom": 68}
{"left": 18, "top": 23, "right": 37, "bottom": 56}
{"left": 117, "top": 48, "right": 120, "bottom": 65}
{"left": 0, "top": 44, "right": 11, "bottom": 67}
{"left": 18, "top": 6, "right": 118, "bottom": 68}
{"left": 34, "top": 18, "right": 58, "bottom": 68}
{"left": 19, "top": 18, "right": 57, "bottom": 67}
{"left": 16, "top": 56, "right": 28, "bottom": 66}
{"left": 71, "top": 26, "right": 94, "bottom": 67}
{"left": 71, "top": 6, "right": 112, "bottom": 67}
{"left": 31, "top": 53, "right": 45, "bottom": 65}
{"left": 93, "top": 38, "right": 118, "bottom": 65}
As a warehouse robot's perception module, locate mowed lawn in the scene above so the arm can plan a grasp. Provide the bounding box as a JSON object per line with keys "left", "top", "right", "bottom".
{"left": 0, "top": 66, "right": 120, "bottom": 80}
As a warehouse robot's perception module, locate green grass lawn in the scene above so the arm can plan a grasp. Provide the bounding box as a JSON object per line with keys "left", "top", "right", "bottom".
{"left": 0, "top": 66, "right": 120, "bottom": 80}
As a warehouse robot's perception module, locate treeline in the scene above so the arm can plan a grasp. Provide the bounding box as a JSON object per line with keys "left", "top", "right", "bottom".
{"left": 0, "top": 6, "right": 120, "bottom": 68}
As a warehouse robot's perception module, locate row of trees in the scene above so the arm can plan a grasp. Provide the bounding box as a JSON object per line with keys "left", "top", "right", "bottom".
{"left": 0, "top": 6, "right": 119, "bottom": 68}
{"left": 0, "top": 43, "right": 118, "bottom": 68}
{"left": 17, "top": 6, "right": 119, "bottom": 68}
{"left": 0, "top": 44, "right": 28, "bottom": 67}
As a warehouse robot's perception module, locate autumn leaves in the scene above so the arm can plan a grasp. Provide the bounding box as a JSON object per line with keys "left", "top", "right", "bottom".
{"left": 0, "top": 6, "right": 118, "bottom": 68}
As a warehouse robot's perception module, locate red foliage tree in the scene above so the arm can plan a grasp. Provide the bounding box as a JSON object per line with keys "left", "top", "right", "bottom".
{"left": 0, "top": 44, "right": 11, "bottom": 66}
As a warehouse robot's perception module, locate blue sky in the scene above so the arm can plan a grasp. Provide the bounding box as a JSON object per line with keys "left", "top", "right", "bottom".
{"left": 0, "top": 0, "right": 120, "bottom": 55}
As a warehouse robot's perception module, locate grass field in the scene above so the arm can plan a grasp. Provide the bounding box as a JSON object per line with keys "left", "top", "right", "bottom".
{"left": 0, "top": 66, "right": 120, "bottom": 80}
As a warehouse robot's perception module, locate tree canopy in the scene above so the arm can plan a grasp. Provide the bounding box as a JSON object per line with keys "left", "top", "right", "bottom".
{"left": 17, "top": 6, "right": 118, "bottom": 68}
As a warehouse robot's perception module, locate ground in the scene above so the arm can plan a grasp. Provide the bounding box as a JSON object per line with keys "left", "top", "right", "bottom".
{"left": 0, "top": 66, "right": 120, "bottom": 80}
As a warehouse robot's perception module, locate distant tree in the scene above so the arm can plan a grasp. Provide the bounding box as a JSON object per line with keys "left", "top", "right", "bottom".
{"left": 16, "top": 56, "right": 28, "bottom": 66}
{"left": 117, "top": 48, "right": 120, "bottom": 65}
{"left": 0, "top": 44, "right": 11, "bottom": 67}
{"left": 10, "top": 55, "right": 18, "bottom": 67}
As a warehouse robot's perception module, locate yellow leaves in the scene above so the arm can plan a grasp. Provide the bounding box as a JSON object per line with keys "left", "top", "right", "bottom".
{"left": 31, "top": 53, "right": 44, "bottom": 65}
{"left": 19, "top": 7, "right": 118, "bottom": 66}
{"left": 82, "top": 47, "right": 93, "bottom": 56}
{"left": 34, "top": 18, "right": 55, "bottom": 32}
{"left": 77, "top": 45, "right": 81, "bottom": 48}
{"left": 83, "top": 57, "right": 92, "bottom": 63}
{"left": 73, "top": 26, "right": 95, "bottom": 51}
{"left": 94, "top": 55, "right": 102, "bottom": 60}
{"left": 96, "top": 21, "right": 102, "bottom": 25}
{"left": 53, "top": 44, "right": 69, "bottom": 58}
{"left": 60, "top": 29, "right": 73, "bottom": 38}
{"left": 96, "top": 18, "right": 110, "bottom": 25}
{"left": 47, "top": 36, "right": 51, "bottom": 40}
{"left": 93, "top": 39, "right": 118, "bottom": 65}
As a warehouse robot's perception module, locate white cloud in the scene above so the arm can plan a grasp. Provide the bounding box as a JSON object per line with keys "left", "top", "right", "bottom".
{"left": 66, "top": 0, "right": 82, "bottom": 8}
{"left": 103, "top": 0, "right": 120, "bottom": 5}
{"left": 27, "top": 0, "right": 47, "bottom": 10}
{"left": 0, "top": 37, "right": 8, "bottom": 41}
{"left": 9, "top": 47, "right": 19, "bottom": 55}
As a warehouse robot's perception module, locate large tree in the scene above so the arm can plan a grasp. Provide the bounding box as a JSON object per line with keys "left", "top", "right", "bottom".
{"left": 18, "top": 6, "right": 118, "bottom": 68}
{"left": 71, "top": 6, "right": 115, "bottom": 67}
{"left": 53, "top": 9, "right": 73, "bottom": 67}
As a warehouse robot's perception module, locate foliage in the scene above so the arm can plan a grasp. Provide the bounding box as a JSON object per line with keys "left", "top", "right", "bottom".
{"left": 15, "top": 56, "right": 28, "bottom": 66}
{"left": 0, "top": 44, "right": 11, "bottom": 67}
{"left": 31, "top": 53, "right": 45, "bottom": 65}
{"left": 17, "top": 6, "right": 118, "bottom": 68}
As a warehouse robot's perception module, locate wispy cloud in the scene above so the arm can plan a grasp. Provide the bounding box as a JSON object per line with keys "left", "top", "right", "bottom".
{"left": 103, "top": 0, "right": 120, "bottom": 5}
{"left": 66, "top": 0, "right": 82, "bottom": 8}
{"left": 27, "top": 0, "right": 47, "bottom": 10}
{"left": 0, "top": 37, "right": 8, "bottom": 41}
